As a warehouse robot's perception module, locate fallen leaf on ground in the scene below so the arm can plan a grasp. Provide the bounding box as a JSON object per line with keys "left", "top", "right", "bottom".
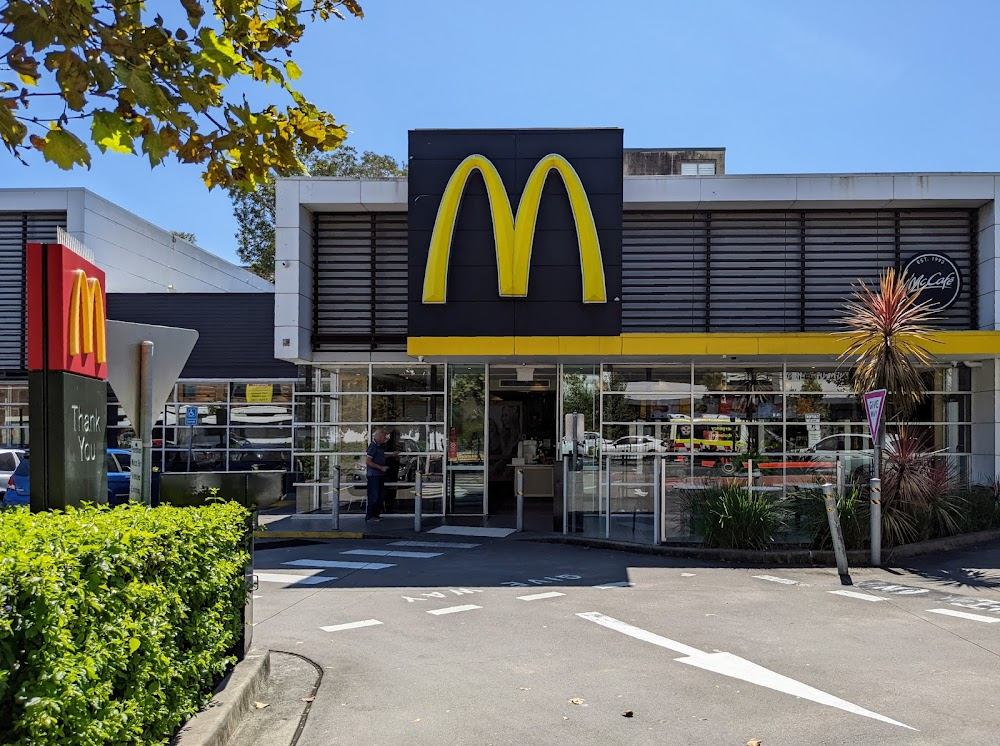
{"left": 301, "top": 696, "right": 315, "bottom": 703}
{"left": 569, "top": 698, "right": 586, "bottom": 705}
{"left": 254, "top": 702, "right": 270, "bottom": 709}
{"left": 747, "top": 740, "right": 763, "bottom": 746}
{"left": 622, "top": 710, "right": 634, "bottom": 718}
{"left": 519, "top": 687, "right": 530, "bottom": 691}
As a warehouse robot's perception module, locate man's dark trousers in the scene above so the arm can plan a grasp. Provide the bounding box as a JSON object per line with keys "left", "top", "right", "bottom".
{"left": 366, "top": 474, "right": 384, "bottom": 520}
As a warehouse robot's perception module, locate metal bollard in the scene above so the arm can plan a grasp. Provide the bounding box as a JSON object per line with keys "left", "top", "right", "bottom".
{"left": 562, "top": 456, "right": 569, "bottom": 535}
{"left": 414, "top": 472, "right": 423, "bottom": 533}
{"left": 870, "top": 476, "right": 882, "bottom": 566}
{"left": 823, "top": 482, "right": 852, "bottom": 584}
{"left": 605, "top": 457, "right": 613, "bottom": 539}
{"left": 331, "top": 465, "right": 341, "bottom": 531}
{"left": 652, "top": 456, "right": 662, "bottom": 545}
{"left": 515, "top": 467, "right": 525, "bottom": 532}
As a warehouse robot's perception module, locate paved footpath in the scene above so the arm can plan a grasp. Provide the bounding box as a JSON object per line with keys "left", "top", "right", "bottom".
{"left": 241, "top": 536, "right": 1000, "bottom": 746}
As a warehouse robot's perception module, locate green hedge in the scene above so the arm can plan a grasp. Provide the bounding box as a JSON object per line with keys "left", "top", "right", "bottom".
{"left": 0, "top": 502, "right": 251, "bottom": 745}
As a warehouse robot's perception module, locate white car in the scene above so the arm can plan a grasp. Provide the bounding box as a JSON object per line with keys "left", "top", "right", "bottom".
{"left": 607, "top": 435, "right": 668, "bottom": 457}
{"left": 799, "top": 434, "right": 875, "bottom": 480}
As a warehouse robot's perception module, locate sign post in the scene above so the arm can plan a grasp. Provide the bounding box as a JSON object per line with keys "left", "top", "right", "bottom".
{"left": 185, "top": 405, "right": 198, "bottom": 471}
{"left": 863, "top": 389, "right": 887, "bottom": 565}
{"left": 106, "top": 321, "right": 199, "bottom": 506}
{"left": 129, "top": 439, "right": 143, "bottom": 503}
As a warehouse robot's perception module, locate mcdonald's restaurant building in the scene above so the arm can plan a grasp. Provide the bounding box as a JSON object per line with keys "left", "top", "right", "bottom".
{"left": 274, "top": 128, "right": 1000, "bottom": 538}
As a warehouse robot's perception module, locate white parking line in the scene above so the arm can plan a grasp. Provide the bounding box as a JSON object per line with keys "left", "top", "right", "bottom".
{"left": 256, "top": 572, "right": 336, "bottom": 586}
{"left": 927, "top": 608, "right": 1000, "bottom": 624}
{"left": 829, "top": 590, "right": 885, "bottom": 602}
{"left": 341, "top": 549, "right": 443, "bottom": 559}
{"left": 594, "top": 581, "right": 633, "bottom": 589}
{"left": 517, "top": 591, "right": 565, "bottom": 601}
{"left": 320, "top": 619, "right": 383, "bottom": 632}
{"left": 282, "top": 559, "right": 395, "bottom": 571}
{"left": 427, "top": 604, "right": 481, "bottom": 615}
{"left": 390, "top": 541, "right": 481, "bottom": 549}
{"left": 754, "top": 575, "right": 798, "bottom": 585}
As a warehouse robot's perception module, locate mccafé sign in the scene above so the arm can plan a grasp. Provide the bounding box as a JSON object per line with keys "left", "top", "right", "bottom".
{"left": 903, "top": 252, "right": 962, "bottom": 311}
{"left": 422, "top": 153, "right": 607, "bottom": 304}
{"left": 27, "top": 243, "right": 108, "bottom": 380}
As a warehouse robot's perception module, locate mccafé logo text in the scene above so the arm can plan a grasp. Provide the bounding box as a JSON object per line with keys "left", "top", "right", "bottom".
{"left": 903, "top": 252, "right": 962, "bottom": 310}
{"left": 422, "top": 153, "right": 606, "bottom": 304}
{"left": 68, "top": 269, "right": 107, "bottom": 364}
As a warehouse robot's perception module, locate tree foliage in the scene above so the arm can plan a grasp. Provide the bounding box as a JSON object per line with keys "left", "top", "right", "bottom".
{"left": 230, "top": 145, "right": 405, "bottom": 280}
{"left": 171, "top": 230, "right": 197, "bottom": 244}
{"left": 1, "top": 0, "right": 363, "bottom": 188}
{"left": 840, "top": 268, "right": 940, "bottom": 420}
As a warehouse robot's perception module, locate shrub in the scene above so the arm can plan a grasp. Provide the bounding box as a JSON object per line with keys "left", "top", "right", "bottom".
{"left": 794, "top": 485, "right": 870, "bottom": 551}
{"left": 0, "top": 502, "right": 250, "bottom": 745}
{"left": 964, "top": 477, "right": 1000, "bottom": 532}
{"left": 698, "top": 485, "right": 788, "bottom": 551}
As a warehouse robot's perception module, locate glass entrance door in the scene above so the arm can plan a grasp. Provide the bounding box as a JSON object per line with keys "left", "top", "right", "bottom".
{"left": 446, "top": 365, "right": 486, "bottom": 514}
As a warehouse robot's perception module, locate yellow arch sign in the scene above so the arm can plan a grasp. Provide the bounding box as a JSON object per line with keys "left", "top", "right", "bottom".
{"left": 421, "top": 153, "right": 606, "bottom": 304}
{"left": 68, "top": 269, "right": 107, "bottom": 364}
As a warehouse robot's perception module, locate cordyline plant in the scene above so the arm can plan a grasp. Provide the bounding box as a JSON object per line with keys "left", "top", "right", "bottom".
{"left": 840, "top": 267, "right": 940, "bottom": 422}
{"left": 1, "top": 0, "right": 363, "bottom": 189}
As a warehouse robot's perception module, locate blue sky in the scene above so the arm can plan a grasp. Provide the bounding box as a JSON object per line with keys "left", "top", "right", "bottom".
{"left": 1, "top": 0, "right": 998, "bottom": 266}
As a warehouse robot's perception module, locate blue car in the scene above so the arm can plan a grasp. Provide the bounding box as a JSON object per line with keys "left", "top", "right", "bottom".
{"left": 3, "top": 449, "right": 133, "bottom": 508}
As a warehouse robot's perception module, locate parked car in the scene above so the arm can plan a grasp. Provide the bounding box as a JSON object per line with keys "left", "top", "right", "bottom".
{"left": 0, "top": 448, "right": 25, "bottom": 498}
{"left": 798, "top": 434, "right": 876, "bottom": 481}
{"left": 3, "top": 449, "right": 132, "bottom": 508}
{"left": 607, "top": 435, "right": 669, "bottom": 457}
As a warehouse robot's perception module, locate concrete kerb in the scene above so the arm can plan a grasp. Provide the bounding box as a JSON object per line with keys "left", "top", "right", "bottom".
{"left": 170, "top": 651, "right": 270, "bottom": 746}
{"left": 530, "top": 527, "right": 1000, "bottom": 567}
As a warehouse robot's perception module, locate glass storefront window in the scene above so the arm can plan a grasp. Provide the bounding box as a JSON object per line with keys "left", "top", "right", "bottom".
{"left": 448, "top": 366, "right": 486, "bottom": 466}
{"left": 177, "top": 383, "right": 229, "bottom": 403}
{"left": 372, "top": 365, "right": 444, "bottom": 393}
{"left": 371, "top": 394, "right": 444, "bottom": 423}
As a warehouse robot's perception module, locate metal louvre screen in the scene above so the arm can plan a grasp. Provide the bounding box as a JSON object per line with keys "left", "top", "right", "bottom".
{"left": 623, "top": 209, "right": 976, "bottom": 332}
{"left": 313, "top": 212, "right": 408, "bottom": 352}
{"left": 0, "top": 211, "right": 65, "bottom": 370}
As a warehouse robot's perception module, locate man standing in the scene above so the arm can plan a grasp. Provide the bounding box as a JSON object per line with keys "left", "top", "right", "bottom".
{"left": 365, "top": 429, "right": 397, "bottom": 522}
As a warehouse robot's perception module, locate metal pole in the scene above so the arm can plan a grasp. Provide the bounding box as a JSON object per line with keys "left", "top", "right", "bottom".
{"left": 331, "top": 465, "right": 341, "bottom": 531}
{"left": 562, "top": 455, "right": 569, "bottom": 535}
{"left": 139, "top": 341, "right": 154, "bottom": 507}
{"left": 653, "top": 455, "right": 662, "bottom": 545}
{"left": 515, "top": 467, "right": 524, "bottom": 532}
{"left": 836, "top": 457, "right": 844, "bottom": 497}
{"left": 605, "top": 456, "right": 612, "bottom": 539}
{"left": 414, "top": 471, "right": 423, "bottom": 533}
{"left": 870, "top": 476, "right": 882, "bottom": 566}
{"left": 747, "top": 458, "right": 754, "bottom": 491}
{"left": 823, "top": 482, "right": 852, "bottom": 584}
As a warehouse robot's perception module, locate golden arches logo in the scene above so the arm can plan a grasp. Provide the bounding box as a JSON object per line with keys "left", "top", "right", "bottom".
{"left": 422, "top": 153, "right": 606, "bottom": 304}
{"left": 68, "top": 269, "right": 106, "bottom": 364}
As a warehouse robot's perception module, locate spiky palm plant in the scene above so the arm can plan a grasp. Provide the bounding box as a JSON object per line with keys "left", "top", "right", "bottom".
{"left": 840, "top": 268, "right": 940, "bottom": 421}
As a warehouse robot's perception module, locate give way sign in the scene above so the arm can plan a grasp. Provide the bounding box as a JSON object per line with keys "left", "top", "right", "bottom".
{"left": 863, "top": 389, "right": 887, "bottom": 438}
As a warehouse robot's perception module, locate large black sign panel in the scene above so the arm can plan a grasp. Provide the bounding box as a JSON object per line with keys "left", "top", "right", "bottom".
{"left": 407, "top": 129, "right": 623, "bottom": 338}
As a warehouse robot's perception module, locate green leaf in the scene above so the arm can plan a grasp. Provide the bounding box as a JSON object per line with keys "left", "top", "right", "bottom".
{"left": 284, "top": 60, "right": 302, "bottom": 81}
{"left": 142, "top": 130, "right": 169, "bottom": 166}
{"left": 42, "top": 126, "right": 91, "bottom": 169}
{"left": 129, "top": 637, "right": 140, "bottom": 653}
{"left": 91, "top": 111, "right": 134, "bottom": 154}
{"left": 198, "top": 29, "right": 244, "bottom": 78}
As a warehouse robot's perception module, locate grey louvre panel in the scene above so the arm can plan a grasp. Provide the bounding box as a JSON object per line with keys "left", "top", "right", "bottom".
{"left": 623, "top": 209, "right": 976, "bottom": 333}
{"left": 0, "top": 211, "right": 66, "bottom": 372}
{"left": 313, "top": 212, "right": 407, "bottom": 352}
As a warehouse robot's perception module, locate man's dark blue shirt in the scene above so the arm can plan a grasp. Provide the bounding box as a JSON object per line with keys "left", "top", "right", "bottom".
{"left": 366, "top": 440, "right": 386, "bottom": 477}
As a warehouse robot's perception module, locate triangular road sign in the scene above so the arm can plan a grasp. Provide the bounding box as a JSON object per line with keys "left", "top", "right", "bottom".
{"left": 863, "top": 389, "right": 887, "bottom": 438}
{"left": 106, "top": 320, "right": 199, "bottom": 429}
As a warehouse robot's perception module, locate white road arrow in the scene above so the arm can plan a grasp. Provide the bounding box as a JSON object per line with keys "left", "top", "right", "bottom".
{"left": 577, "top": 611, "right": 915, "bottom": 730}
